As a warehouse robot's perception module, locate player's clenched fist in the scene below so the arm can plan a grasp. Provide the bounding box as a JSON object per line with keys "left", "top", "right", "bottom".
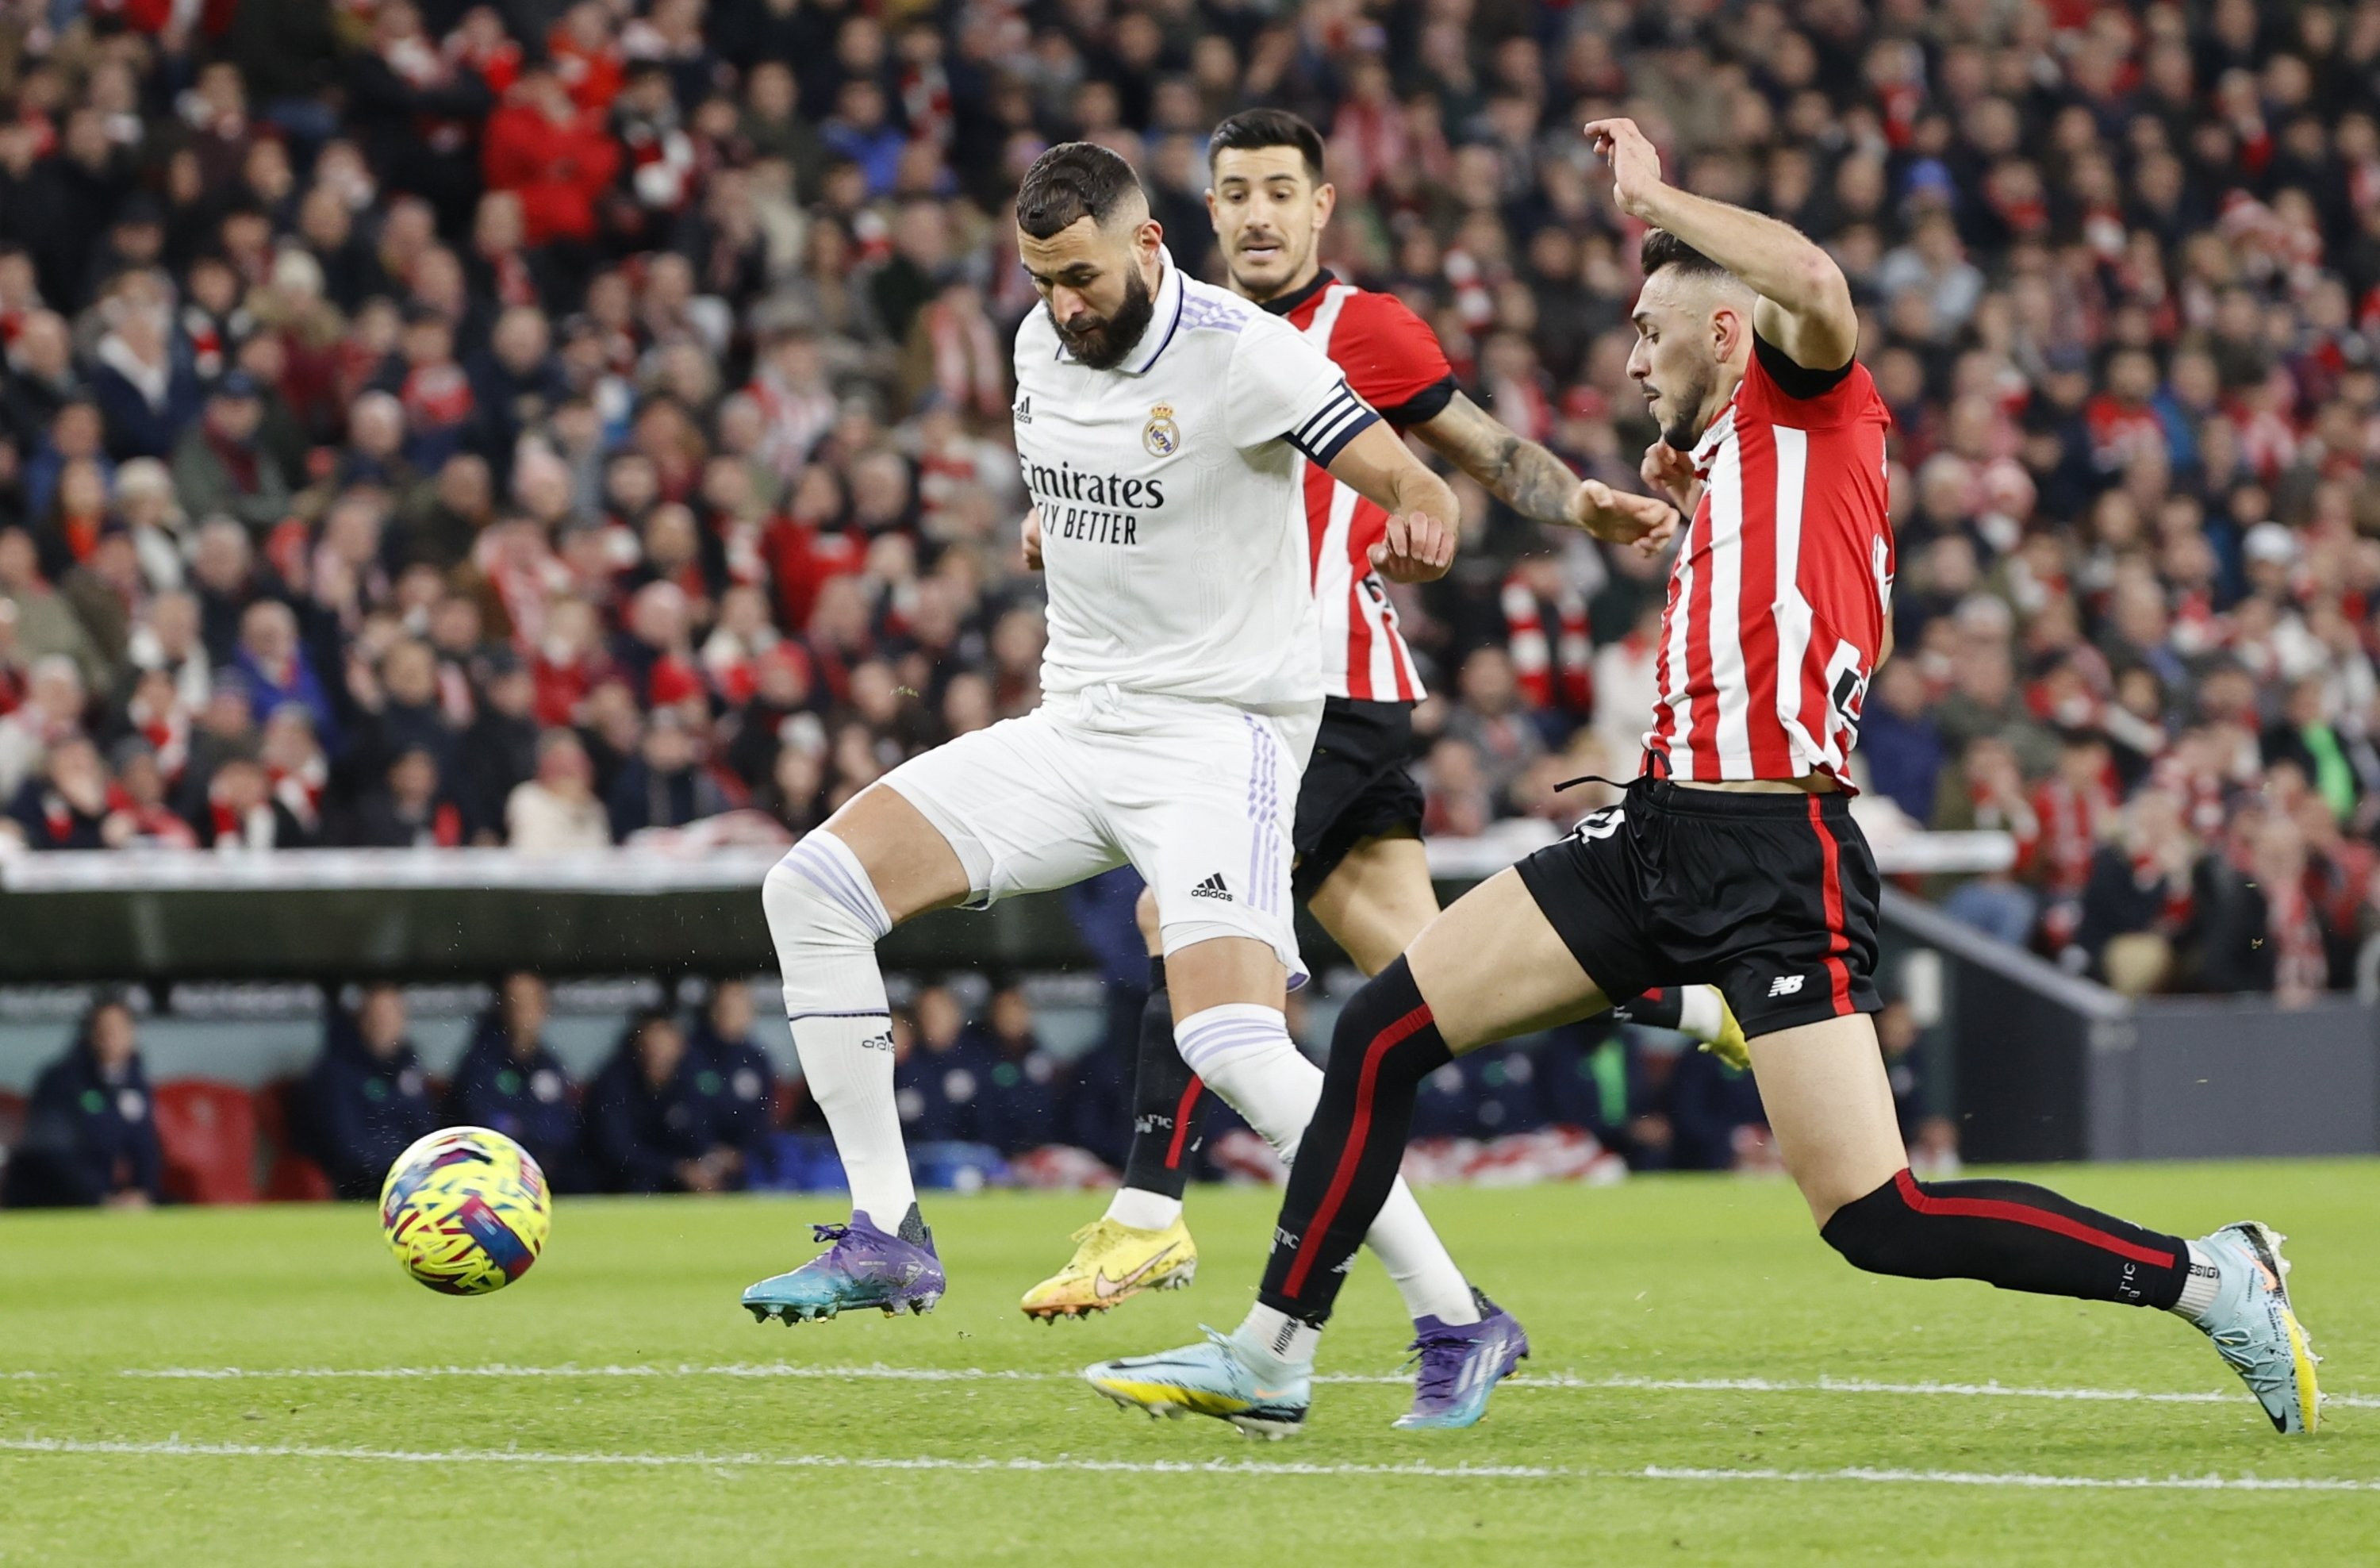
{"left": 1641, "top": 440, "right": 1699, "bottom": 513}
{"left": 1370, "top": 510, "right": 1456, "bottom": 582}
{"left": 1019, "top": 506, "right": 1043, "bottom": 571}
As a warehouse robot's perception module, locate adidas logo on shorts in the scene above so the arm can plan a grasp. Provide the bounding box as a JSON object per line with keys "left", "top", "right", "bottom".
{"left": 1190, "top": 872, "right": 1232, "bottom": 901}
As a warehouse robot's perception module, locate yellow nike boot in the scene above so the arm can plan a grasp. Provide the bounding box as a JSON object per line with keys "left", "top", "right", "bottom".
{"left": 1021, "top": 1217, "right": 1198, "bottom": 1320}
{"left": 1697, "top": 986, "right": 1751, "bottom": 1071}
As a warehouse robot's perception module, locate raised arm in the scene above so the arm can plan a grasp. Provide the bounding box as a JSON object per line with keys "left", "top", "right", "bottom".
{"left": 1587, "top": 117, "right": 1858, "bottom": 373}
{"left": 1321, "top": 421, "right": 1458, "bottom": 582}
{"left": 1414, "top": 390, "right": 1676, "bottom": 555}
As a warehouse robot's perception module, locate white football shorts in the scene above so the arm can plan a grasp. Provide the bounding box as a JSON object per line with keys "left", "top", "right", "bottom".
{"left": 879, "top": 684, "right": 1322, "bottom": 988}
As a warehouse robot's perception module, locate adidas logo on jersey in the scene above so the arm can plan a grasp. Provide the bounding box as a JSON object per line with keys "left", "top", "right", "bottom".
{"left": 1766, "top": 974, "right": 1806, "bottom": 998}
{"left": 1190, "top": 872, "right": 1232, "bottom": 901}
{"left": 1012, "top": 394, "right": 1031, "bottom": 424}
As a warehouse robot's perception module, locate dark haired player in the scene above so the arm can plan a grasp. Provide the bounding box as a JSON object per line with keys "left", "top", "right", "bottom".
{"left": 1020, "top": 113, "right": 1729, "bottom": 1411}
{"left": 737, "top": 141, "right": 1487, "bottom": 1334}
{"left": 1086, "top": 119, "right": 2319, "bottom": 1438}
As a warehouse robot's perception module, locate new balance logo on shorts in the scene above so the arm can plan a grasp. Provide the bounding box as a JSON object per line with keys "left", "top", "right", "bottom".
{"left": 1766, "top": 974, "right": 1806, "bottom": 998}
{"left": 1190, "top": 872, "right": 1232, "bottom": 901}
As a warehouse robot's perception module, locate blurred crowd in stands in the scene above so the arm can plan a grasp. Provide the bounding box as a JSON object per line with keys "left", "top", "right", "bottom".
{"left": 0, "top": 972, "right": 1947, "bottom": 1207}
{"left": 0, "top": 0, "right": 2376, "bottom": 1001}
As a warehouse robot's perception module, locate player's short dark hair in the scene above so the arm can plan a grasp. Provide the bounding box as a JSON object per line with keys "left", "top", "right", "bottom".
{"left": 1207, "top": 108, "right": 1326, "bottom": 183}
{"left": 1015, "top": 142, "right": 1146, "bottom": 239}
{"left": 1640, "top": 229, "right": 1732, "bottom": 284}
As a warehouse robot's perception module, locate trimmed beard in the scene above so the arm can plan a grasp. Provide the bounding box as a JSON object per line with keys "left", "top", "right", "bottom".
{"left": 1053, "top": 267, "right": 1155, "bottom": 371}
{"left": 1659, "top": 366, "right": 1716, "bottom": 451}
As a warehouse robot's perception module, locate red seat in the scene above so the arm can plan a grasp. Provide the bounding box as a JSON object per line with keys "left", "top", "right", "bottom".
{"left": 152, "top": 1080, "right": 259, "bottom": 1205}
{"left": 254, "top": 1079, "right": 335, "bottom": 1203}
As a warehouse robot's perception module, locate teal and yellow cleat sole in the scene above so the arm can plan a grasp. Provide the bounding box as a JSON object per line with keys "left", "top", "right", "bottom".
{"left": 1084, "top": 1330, "right": 1310, "bottom": 1439}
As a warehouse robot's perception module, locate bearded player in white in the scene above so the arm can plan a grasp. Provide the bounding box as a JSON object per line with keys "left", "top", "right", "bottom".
{"left": 739, "top": 142, "right": 1488, "bottom": 1374}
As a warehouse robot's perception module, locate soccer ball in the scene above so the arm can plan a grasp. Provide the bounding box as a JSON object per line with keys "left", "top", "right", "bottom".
{"left": 378, "top": 1127, "right": 551, "bottom": 1295}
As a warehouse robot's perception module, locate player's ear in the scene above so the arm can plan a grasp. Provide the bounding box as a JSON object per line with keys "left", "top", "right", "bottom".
{"left": 1313, "top": 179, "right": 1336, "bottom": 229}
{"left": 1710, "top": 300, "right": 1742, "bottom": 363}
{"left": 1203, "top": 183, "right": 1219, "bottom": 229}
{"left": 1135, "top": 215, "right": 1163, "bottom": 260}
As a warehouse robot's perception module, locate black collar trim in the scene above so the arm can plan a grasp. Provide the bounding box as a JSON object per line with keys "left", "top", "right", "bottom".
{"left": 1259, "top": 269, "right": 1338, "bottom": 318}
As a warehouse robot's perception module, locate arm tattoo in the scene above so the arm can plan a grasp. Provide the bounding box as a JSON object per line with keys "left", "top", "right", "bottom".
{"left": 1419, "top": 394, "right": 1580, "bottom": 530}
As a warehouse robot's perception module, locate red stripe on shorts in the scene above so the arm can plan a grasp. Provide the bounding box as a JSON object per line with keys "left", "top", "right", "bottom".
{"left": 1807, "top": 795, "right": 1854, "bottom": 1016}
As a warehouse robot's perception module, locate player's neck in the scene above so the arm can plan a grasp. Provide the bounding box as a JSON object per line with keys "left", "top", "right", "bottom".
{"left": 1236, "top": 264, "right": 1331, "bottom": 316}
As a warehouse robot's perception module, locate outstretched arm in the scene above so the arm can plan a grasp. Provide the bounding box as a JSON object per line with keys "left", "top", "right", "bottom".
{"left": 1587, "top": 117, "right": 1859, "bottom": 373}
{"left": 1415, "top": 390, "right": 1676, "bottom": 555}
{"left": 1322, "top": 421, "right": 1459, "bottom": 582}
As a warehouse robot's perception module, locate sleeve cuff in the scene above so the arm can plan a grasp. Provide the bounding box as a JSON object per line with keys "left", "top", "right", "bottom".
{"left": 1284, "top": 382, "right": 1379, "bottom": 466}
{"left": 1377, "top": 375, "right": 1459, "bottom": 429}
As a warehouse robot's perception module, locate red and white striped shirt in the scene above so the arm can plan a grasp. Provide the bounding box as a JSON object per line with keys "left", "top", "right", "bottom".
{"left": 1270, "top": 273, "right": 1455, "bottom": 703}
{"left": 1645, "top": 346, "right": 1895, "bottom": 787}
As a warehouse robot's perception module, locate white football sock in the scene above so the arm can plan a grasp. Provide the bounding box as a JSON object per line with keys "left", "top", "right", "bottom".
{"left": 2171, "top": 1240, "right": 2223, "bottom": 1322}
{"left": 1679, "top": 986, "right": 1726, "bottom": 1045}
{"left": 1104, "top": 1187, "right": 1183, "bottom": 1231}
{"left": 765, "top": 832, "right": 915, "bottom": 1230}
{"left": 1177, "top": 1003, "right": 1479, "bottom": 1327}
{"left": 1235, "top": 1301, "right": 1320, "bottom": 1370}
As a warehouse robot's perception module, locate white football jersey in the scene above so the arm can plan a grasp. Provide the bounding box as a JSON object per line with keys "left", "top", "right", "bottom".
{"left": 1014, "top": 248, "right": 1378, "bottom": 710}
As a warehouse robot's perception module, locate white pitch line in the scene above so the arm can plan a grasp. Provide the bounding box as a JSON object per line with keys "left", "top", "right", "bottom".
{"left": 3, "top": 1435, "right": 2375, "bottom": 1494}
{"left": 97, "top": 1363, "right": 2380, "bottom": 1410}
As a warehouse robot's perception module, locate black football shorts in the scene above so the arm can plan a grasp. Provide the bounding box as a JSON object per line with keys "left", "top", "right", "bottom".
{"left": 1514, "top": 776, "right": 1883, "bottom": 1038}
{"left": 1291, "top": 697, "right": 1426, "bottom": 903}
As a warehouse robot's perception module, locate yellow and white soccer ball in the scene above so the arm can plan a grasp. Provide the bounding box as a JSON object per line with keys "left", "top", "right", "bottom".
{"left": 378, "top": 1126, "right": 552, "bottom": 1295}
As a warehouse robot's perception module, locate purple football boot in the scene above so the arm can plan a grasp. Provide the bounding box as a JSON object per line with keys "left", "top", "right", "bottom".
{"left": 742, "top": 1208, "right": 945, "bottom": 1324}
{"left": 1392, "top": 1291, "right": 1530, "bottom": 1428}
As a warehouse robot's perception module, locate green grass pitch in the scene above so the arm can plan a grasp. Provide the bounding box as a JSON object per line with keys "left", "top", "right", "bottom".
{"left": 3, "top": 1161, "right": 2374, "bottom": 1564}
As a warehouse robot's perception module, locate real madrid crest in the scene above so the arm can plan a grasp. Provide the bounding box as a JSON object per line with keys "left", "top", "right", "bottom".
{"left": 1142, "top": 402, "right": 1181, "bottom": 457}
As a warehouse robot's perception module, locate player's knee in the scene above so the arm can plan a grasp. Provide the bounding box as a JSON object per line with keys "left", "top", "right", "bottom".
{"left": 1326, "top": 956, "right": 1438, "bottom": 1090}
{"left": 1174, "top": 1003, "right": 1316, "bottom": 1156}
{"left": 1134, "top": 886, "right": 1162, "bottom": 955}
{"left": 1818, "top": 1170, "right": 1949, "bottom": 1280}
{"left": 765, "top": 835, "right": 892, "bottom": 954}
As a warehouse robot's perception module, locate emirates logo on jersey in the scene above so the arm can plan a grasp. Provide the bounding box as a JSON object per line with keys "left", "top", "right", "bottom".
{"left": 1142, "top": 402, "right": 1181, "bottom": 457}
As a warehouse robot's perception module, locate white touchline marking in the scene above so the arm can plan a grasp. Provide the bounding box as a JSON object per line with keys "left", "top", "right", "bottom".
{"left": 96, "top": 1363, "right": 2380, "bottom": 1410}
{"left": 2, "top": 1436, "right": 2374, "bottom": 1493}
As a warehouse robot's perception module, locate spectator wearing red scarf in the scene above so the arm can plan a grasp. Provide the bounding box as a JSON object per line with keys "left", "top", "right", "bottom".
{"left": 168, "top": 374, "right": 290, "bottom": 532}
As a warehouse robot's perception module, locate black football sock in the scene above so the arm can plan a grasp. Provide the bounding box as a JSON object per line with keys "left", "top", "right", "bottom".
{"left": 1119, "top": 957, "right": 1207, "bottom": 1202}
{"left": 1821, "top": 1170, "right": 2198, "bottom": 1309}
{"left": 1256, "top": 956, "right": 1452, "bottom": 1327}
{"left": 1609, "top": 988, "right": 1683, "bottom": 1030}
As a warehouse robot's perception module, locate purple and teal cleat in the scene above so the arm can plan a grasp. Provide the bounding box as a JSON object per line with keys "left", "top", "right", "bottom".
{"left": 742, "top": 1210, "right": 945, "bottom": 1324}
{"left": 1393, "top": 1292, "right": 1530, "bottom": 1429}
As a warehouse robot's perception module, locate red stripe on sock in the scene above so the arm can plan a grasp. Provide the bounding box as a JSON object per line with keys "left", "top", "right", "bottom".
{"left": 1280, "top": 1002, "right": 1434, "bottom": 1299}
{"left": 1894, "top": 1169, "right": 2175, "bottom": 1269}
{"left": 1163, "top": 1076, "right": 1203, "bottom": 1170}
{"left": 1807, "top": 797, "right": 1854, "bottom": 1016}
